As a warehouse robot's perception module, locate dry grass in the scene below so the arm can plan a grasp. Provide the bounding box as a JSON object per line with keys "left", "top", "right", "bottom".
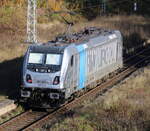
{"left": 101, "top": 67, "right": 150, "bottom": 120}
{"left": 0, "top": 7, "right": 27, "bottom": 62}
{"left": 0, "top": 105, "right": 24, "bottom": 124}
{"left": 38, "top": 15, "right": 150, "bottom": 51}
{"left": 43, "top": 66, "right": 150, "bottom": 131}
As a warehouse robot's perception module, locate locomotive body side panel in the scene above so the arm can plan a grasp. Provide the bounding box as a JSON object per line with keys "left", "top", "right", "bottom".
{"left": 85, "top": 40, "right": 118, "bottom": 86}
{"left": 115, "top": 30, "right": 123, "bottom": 68}
{"left": 61, "top": 45, "right": 79, "bottom": 98}
{"left": 74, "top": 31, "right": 123, "bottom": 90}
{"left": 75, "top": 44, "right": 87, "bottom": 90}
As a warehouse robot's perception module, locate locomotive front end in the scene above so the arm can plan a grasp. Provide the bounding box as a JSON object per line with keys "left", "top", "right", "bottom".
{"left": 20, "top": 45, "right": 66, "bottom": 108}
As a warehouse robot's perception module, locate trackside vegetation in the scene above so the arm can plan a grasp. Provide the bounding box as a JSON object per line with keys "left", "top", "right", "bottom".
{"left": 0, "top": 1, "right": 150, "bottom": 130}
{"left": 42, "top": 66, "right": 150, "bottom": 131}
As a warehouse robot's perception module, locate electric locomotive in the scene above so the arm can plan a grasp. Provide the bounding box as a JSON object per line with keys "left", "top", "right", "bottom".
{"left": 20, "top": 27, "right": 123, "bottom": 108}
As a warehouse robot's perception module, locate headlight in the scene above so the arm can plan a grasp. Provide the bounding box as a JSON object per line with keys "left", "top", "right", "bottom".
{"left": 21, "top": 90, "right": 31, "bottom": 98}
{"left": 49, "top": 93, "right": 59, "bottom": 99}
{"left": 53, "top": 76, "right": 60, "bottom": 85}
{"left": 26, "top": 74, "right": 32, "bottom": 83}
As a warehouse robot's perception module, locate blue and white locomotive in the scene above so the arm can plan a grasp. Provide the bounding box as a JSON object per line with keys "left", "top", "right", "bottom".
{"left": 20, "top": 27, "right": 123, "bottom": 108}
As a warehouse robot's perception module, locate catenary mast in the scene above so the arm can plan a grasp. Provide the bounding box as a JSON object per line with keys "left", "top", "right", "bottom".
{"left": 27, "top": 0, "right": 37, "bottom": 43}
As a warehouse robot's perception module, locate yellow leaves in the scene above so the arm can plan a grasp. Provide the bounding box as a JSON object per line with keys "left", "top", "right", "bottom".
{"left": 0, "top": 0, "right": 64, "bottom": 11}
{"left": 0, "top": 0, "right": 9, "bottom": 6}
{"left": 47, "top": 0, "right": 64, "bottom": 11}
{"left": 15, "top": 0, "right": 25, "bottom": 6}
{"left": 0, "top": 0, "right": 25, "bottom": 7}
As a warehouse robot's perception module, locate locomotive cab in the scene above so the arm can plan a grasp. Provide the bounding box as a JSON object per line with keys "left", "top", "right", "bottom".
{"left": 20, "top": 44, "right": 69, "bottom": 108}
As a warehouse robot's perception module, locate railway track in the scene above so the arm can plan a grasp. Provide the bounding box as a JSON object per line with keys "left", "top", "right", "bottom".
{"left": 0, "top": 110, "right": 48, "bottom": 131}
{"left": 0, "top": 46, "right": 150, "bottom": 131}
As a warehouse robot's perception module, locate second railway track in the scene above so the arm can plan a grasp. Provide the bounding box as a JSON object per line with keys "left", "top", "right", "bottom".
{"left": 0, "top": 45, "right": 150, "bottom": 131}
{"left": 0, "top": 111, "right": 48, "bottom": 131}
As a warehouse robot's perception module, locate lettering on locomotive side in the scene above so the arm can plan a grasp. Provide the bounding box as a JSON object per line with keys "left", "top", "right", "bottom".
{"left": 87, "top": 41, "right": 117, "bottom": 73}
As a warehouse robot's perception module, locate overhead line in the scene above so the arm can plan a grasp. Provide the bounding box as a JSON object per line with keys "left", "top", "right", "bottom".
{"left": 67, "top": 0, "right": 132, "bottom": 12}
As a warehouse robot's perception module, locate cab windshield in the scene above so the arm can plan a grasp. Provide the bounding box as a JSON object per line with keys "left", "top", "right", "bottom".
{"left": 27, "top": 53, "right": 62, "bottom": 72}
{"left": 28, "top": 53, "right": 44, "bottom": 64}
{"left": 28, "top": 53, "right": 62, "bottom": 65}
{"left": 46, "top": 54, "right": 62, "bottom": 65}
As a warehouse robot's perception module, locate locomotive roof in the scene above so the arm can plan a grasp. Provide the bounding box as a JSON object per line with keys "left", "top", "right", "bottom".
{"left": 28, "top": 27, "right": 117, "bottom": 53}
{"left": 29, "top": 44, "right": 66, "bottom": 53}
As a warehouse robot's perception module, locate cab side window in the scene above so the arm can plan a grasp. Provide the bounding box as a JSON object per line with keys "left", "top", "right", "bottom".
{"left": 71, "top": 56, "right": 74, "bottom": 67}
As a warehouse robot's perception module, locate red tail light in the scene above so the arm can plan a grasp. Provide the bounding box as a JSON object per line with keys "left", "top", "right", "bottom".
{"left": 53, "top": 76, "right": 60, "bottom": 85}
{"left": 26, "top": 74, "right": 32, "bottom": 83}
